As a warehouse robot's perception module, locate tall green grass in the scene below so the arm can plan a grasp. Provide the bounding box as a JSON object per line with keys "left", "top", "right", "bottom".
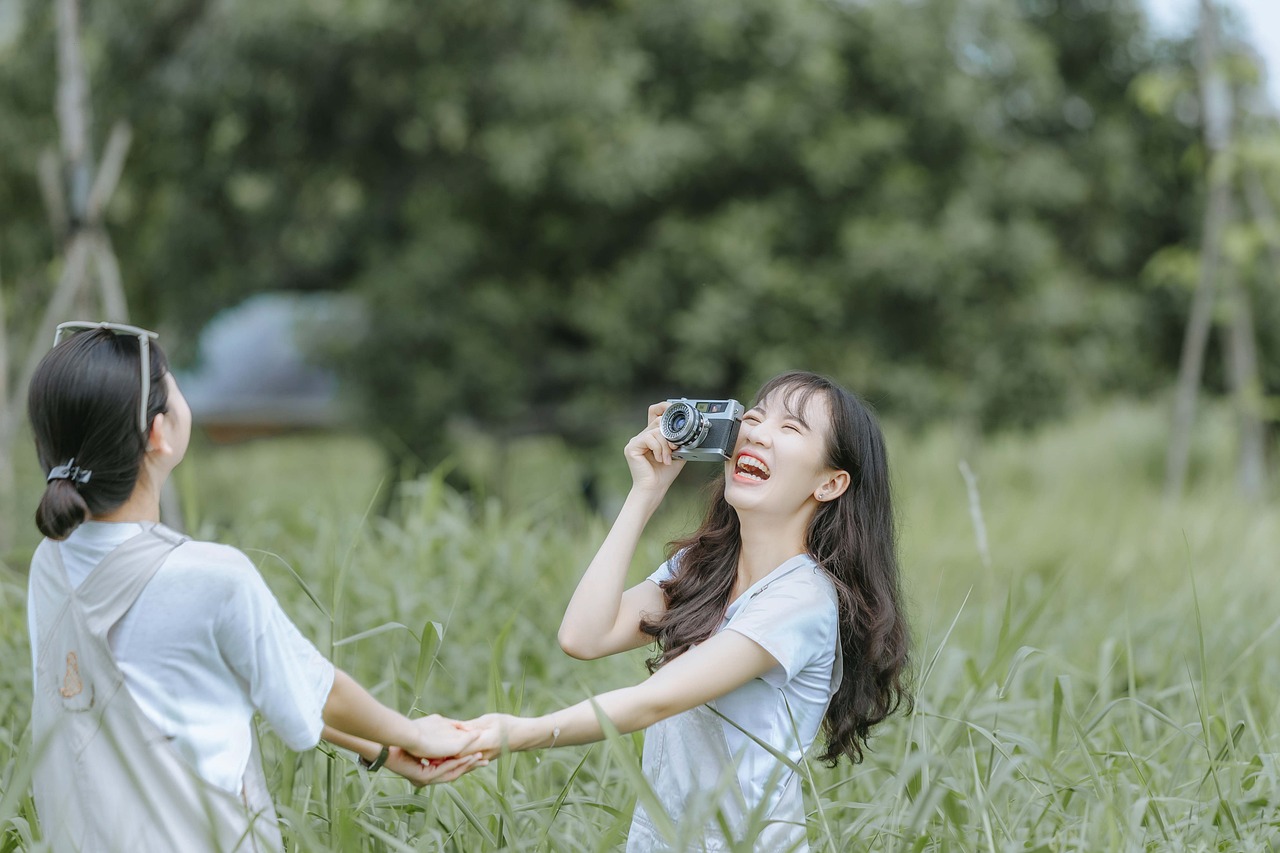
{"left": 2, "top": 402, "right": 1278, "bottom": 850}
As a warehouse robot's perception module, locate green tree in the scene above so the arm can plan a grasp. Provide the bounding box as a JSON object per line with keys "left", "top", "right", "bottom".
{"left": 0, "top": 0, "right": 1203, "bottom": 474}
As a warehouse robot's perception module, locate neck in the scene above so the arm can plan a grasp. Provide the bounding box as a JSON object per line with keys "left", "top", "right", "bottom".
{"left": 734, "top": 504, "right": 814, "bottom": 586}
{"left": 92, "top": 469, "right": 165, "bottom": 524}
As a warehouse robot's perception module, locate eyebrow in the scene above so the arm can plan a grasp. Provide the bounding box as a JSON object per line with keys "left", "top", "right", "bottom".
{"left": 749, "top": 402, "right": 811, "bottom": 430}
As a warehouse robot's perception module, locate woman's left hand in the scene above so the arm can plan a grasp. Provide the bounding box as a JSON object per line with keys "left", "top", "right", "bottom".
{"left": 462, "top": 713, "right": 524, "bottom": 759}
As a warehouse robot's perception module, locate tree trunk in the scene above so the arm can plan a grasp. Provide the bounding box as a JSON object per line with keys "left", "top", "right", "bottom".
{"left": 56, "top": 0, "right": 93, "bottom": 219}
{"left": 0, "top": 265, "right": 12, "bottom": 557}
{"left": 1243, "top": 176, "right": 1280, "bottom": 279}
{"left": 1219, "top": 233, "right": 1266, "bottom": 499}
{"left": 1165, "top": 0, "right": 1233, "bottom": 502}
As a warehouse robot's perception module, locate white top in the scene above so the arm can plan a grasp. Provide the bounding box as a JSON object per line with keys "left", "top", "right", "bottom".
{"left": 647, "top": 553, "right": 841, "bottom": 815}
{"left": 28, "top": 522, "right": 335, "bottom": 794}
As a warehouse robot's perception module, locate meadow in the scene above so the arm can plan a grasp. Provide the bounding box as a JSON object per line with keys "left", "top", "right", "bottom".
{"left": 1, "top": 401, "right": 1277, "bottom": 851}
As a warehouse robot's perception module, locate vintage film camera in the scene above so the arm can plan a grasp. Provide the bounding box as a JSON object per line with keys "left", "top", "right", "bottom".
{"left": 660, "top": 398, "right": 745, "bottom": 462}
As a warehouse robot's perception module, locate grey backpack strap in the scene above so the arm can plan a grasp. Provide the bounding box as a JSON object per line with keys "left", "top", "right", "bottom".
{"left": 76, "top": 523, "right": 189, "bottom": 637}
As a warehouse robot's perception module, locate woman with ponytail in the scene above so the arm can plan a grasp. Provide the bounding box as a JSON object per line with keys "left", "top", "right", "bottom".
{"left": 468, "top": 370, "right": 912, "bottom": 851}
{"left": 26, "top": 322, "right": 484, "bottom": 852}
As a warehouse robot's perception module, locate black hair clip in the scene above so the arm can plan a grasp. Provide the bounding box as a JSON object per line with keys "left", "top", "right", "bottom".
{"left": 47, "top": 459, "right": 92, "bottom": 485}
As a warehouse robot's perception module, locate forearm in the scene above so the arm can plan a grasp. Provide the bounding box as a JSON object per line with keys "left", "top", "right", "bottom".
{"left": 509, "top": 683, "right": 671, "bottom": 751}
{"left": 322, "top": 669, "right": 418, "bottom": 751}
{"left": 476, "top": 632, "right": 781, "bottom": 757}
{"left": 558, "top": 488, "right": 662, "bottom": 654}
{"left": 322, "top": 725, "right": 384, "bottom": 765}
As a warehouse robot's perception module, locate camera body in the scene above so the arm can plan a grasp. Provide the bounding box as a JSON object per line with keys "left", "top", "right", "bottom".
{"left": 660, "top": 398, "right": 744, "bottom": 462}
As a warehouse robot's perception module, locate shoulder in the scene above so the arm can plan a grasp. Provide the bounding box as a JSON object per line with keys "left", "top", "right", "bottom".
{"left": 159, "top": 539, "right": 272, "bottom": 602}
{"left": 733, "top": 560, "right": 836, "bottom": 623}
{"left": 648, "top": 547, "right": 690, "bottom": 586}
{"left": 30, "top": 538, "right": 57, "bottom": 566}
{"left": 28, "top": 539, "right": 59, "bottom": 589}
{"left": 759, "top": 561, "right": 838, "bottom": 613}
{"left": 165, "top": 539, "right": 258, "bottom": 577}
{"left": 726, "top": 560, "right": 839, "bottom": 682}
{"left": 734, "top": 562, "right": 839, "bottom": 645}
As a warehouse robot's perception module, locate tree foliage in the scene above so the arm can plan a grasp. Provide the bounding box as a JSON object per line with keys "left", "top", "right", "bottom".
{"left": 0, "top": 0, "right": 1211, "bottom": 468}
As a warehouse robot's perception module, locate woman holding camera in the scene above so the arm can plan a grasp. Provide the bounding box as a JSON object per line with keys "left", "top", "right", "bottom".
{"left": 25, "top": 322, "right": 484, "bottom": 852}
{"left": 469, "top": 370, "right": 912, "bottom": 851}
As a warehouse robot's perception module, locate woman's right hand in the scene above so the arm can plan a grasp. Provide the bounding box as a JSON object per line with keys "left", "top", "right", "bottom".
{"left": 624, "top": 402, "right": 686, "bottom": 497}
{"left": 384, "top": 747, "right": 487, "bottom": 787}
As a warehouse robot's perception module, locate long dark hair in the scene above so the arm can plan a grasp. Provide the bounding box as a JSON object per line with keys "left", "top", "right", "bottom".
{"left": 640, "top": 370, "right": 911, "bottom": 765}
{"left": 28, "top": 328, "right": 171, "bottom": 540}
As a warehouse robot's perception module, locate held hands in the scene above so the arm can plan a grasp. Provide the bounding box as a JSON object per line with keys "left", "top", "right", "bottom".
{"left": 462, "top": 713, "right": 525, "bottom": 760}
{"left": 411, "top": 713, "right": 480, "bottom": 759}
{"left": 625, "top": 402, "right": 686, "bottom": 496}
{"left": 383, "top": 746, "right": 486, "bottom": 787}
{"left": 378, "top": 715, "right": 488, "bottom": 787}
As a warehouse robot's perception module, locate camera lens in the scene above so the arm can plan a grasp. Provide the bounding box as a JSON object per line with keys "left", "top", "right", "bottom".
{"left": 660, "top": 401, "right": 708, "bottom": 447}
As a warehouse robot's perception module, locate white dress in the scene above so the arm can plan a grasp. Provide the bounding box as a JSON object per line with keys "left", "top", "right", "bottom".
{"left": 627, "top": 554, "right": 842, "bottom": 852}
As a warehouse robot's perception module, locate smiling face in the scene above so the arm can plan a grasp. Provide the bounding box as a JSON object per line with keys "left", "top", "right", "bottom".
{"left": 723, "top": 383, "right": 850, "bottom": 520}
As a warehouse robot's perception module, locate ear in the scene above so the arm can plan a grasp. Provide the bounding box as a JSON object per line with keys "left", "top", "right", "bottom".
{"left": 814, "top": 469, "right": 851, "bottom": 502}
{"left": 147, "top": 412, "right": 172, "bottom": 455}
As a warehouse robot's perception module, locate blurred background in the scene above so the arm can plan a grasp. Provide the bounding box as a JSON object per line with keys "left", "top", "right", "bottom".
{"left": 1, "top": 2, "right": 1279, "bottom": 848}
{"left": 1, "top": 0, "right": 1278, "bottom": 544}
{"left": 0, "top": 0, "right": 1276, "bottom": 555}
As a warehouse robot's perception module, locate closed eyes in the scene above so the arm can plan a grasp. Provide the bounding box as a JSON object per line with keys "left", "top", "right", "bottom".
{"left": 745, "top": 408, "right": 807, "bottom": 433}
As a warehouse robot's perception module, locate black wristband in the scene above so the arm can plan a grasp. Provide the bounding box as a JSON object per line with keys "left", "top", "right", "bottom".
{"left": 359, "top": 745, "right": 390, "bottom": 772}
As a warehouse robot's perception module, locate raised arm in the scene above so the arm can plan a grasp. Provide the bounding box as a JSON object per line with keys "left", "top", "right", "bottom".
{"left": 558, "top": 402, "right": 685, "bottom": 660}
{"left": 470, "top": 630, "right": 780, "bottom": 753}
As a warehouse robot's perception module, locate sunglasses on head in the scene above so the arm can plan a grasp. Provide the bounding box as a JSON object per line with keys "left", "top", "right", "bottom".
{"left": 53, "top": 321, "right": 161, "bottom": 437}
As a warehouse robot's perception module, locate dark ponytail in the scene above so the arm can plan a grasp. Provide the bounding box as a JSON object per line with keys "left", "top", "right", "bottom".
{"left": 35, "top": 480, "right": 93, "bottom": 541}
{"left": 29, "top": 328, "right": 170, "bottom": 540}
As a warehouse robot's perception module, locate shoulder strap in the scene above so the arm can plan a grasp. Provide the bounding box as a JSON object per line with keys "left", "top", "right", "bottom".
{"left": 76, "top": 523, "right": 190, "bottom": 637}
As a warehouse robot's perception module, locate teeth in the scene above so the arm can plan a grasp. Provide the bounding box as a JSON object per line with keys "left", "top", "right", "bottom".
{"left": 736, "top": 454, "right": 770, "bottom": 480}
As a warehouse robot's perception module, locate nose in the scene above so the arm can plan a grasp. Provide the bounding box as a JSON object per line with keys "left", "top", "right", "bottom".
{"left": 742, "top": 418, "right": 773, "bottom": 449}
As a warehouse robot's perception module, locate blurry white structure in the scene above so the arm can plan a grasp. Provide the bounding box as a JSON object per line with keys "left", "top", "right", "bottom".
{"left": 179, "top": 292, "right": 361, "bottom": 442}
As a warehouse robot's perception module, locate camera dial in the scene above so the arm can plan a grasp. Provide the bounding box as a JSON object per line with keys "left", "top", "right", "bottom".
{"left": 660, "top": 401, "right": 710, "bottom": 448}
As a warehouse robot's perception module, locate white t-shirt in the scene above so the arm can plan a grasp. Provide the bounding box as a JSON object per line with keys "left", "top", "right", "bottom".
{"left": 647, "top": 552, "right": 841, "bottom": 813}
{"left": 28, "top": 522, "right": 336, "bottom": 794}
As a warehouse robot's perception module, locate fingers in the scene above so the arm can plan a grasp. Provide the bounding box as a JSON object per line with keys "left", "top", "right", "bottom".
{"left": 421, "top": 712, "right": 472, "bottom": 732}
{"left": 382, "top": 747, "right": 488, "bottom": 788}
{"left": 626, "top": 424, "right": 678, "bottom": 465}
{"left": 413, "top": 715, "right": 482, "bottom": 758}
{"left": 420, "top": 752, "right": 488, "bottom": 785}
{"left": 646, "top": 401, "right": 670, "bottom": 426}
{"left": 640, "top": 427, "right": 674, "bottom": 466}
{"left": 462, "top": 716, "right": 508, "bottom": 758}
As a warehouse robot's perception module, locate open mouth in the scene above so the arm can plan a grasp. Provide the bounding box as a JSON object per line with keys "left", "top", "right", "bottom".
{"left": 734, "top": 453, "right": 771, "bottom": 482}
